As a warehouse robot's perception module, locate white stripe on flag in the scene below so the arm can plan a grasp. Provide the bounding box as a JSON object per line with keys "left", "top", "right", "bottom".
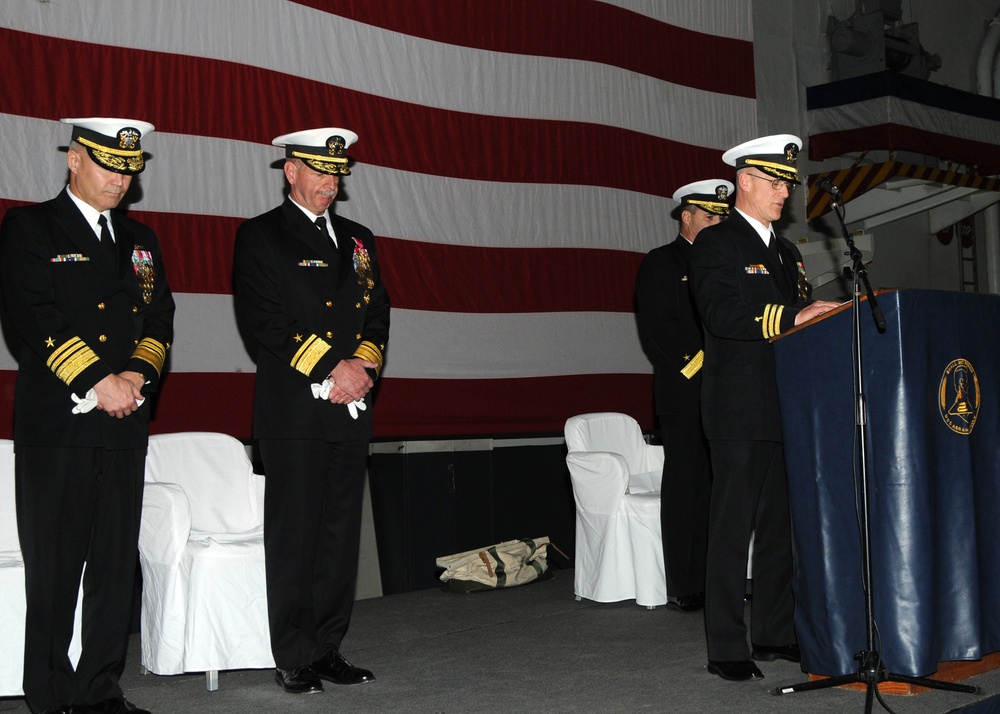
{"left": 0, "top": 113, "right": 676, "bottom": 254}
{"left": 2, "top": 297, "right": 651, "bottom": 379}
{"left": 597, "top": 0, "right": 752, "bottom": 39}
{"left": 0, "top": 0, "right": 753, "bottom": 148}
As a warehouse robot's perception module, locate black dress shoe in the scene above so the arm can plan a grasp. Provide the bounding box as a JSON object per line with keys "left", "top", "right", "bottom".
{"left": 312, "top": 650, "right": 376, "bottom": 685}
{"left": 666, "top": 593, "right": 705, "bottom": 612}
{"left": 74, "top": 697, "right": 151, "bottom": 714}
{"left": 275, "top": 666, "right": 324, "bottom": 694}
{"left": 707, "top": 659, "right": 764, "bottom": 681}
{"left": 751, "top": 642, "right": 801, "bottom": 663}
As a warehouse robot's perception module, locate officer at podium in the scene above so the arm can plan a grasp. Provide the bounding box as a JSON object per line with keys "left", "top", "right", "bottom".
{"left": 688, "top": 134, "right": 838, "bottom": 682}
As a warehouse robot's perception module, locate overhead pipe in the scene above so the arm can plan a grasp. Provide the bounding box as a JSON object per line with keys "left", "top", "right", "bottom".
{"left": 979, "top": 16, "right": 1000, "bottom": 294}
{"left": 978, "top": 19, "right": 1000, "bottom": 95}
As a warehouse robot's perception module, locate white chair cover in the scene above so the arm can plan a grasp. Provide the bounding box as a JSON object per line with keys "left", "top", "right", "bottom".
{"left": 565, "top": 413, "right": 667, "bottom": 607}
{"left": 138, "top": 432, "right": 273, "bottom": 689}
{"left": 0, "top": 439, "right": 83, "bottom": 696}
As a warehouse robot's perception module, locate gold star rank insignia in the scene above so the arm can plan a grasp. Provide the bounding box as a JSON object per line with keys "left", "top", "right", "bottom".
{"left": 45, "top": 337, "right": 55, "bottom": 347}
{"left": 293, "top": 334, "right": 303, "bottom": 343}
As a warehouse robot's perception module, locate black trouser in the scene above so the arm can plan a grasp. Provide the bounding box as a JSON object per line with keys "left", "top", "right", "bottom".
{"left": 16, "top": 446, "right": 145, "bottom": 712}
{"left": 260, "top": 438, "right": 368, "bottom": 670}
{"left": 703, "top": 439, "right": 796, "bottom": 661}
{"left": 659, "top": 415, "right": 711, "bottom": 598}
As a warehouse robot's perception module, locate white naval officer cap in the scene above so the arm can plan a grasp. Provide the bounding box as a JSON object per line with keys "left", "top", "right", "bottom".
{"left": 61, "top": 117, "right": 155, "bottom": 175}
{"left": 272, "top": 127, "right": 359, "bottom": 175}
{"left": 672, "top": 179, "right": 734, "bottom": 217}
{"left": 722, "top": 134, "right": 802, "bottom": 184}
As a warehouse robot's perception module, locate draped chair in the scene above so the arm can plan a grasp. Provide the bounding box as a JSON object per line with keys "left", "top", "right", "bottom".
{"left": 138, "top": 432, "right": 273, "bottom": 691}
{"left": 564, "top": 413, "right": 667, "bottom": 608}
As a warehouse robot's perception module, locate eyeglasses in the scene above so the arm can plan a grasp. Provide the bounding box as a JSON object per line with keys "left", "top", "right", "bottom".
{"left": 746, "top": 173, "right": 797, "bottom": 193}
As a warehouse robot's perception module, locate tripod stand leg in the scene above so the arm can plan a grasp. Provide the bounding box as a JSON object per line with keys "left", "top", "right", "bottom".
{"left": 772, "top": 671, "right": 979, "bottom": 698}
{"left": 883, "top": 672, "right": 979, "bottom": 695}
{"left": 771, "top": 672, "right": 862, "bottom": 696}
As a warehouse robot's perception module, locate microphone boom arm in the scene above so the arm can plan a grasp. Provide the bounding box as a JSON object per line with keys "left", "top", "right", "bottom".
{"left": 833, "top": 196, "right": 886, "bottom": 333}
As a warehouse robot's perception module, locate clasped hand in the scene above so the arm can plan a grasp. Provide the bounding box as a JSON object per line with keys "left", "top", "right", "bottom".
{"left": 93, "top": 371, "right": 145, "bottom": 418}
{"left": 327, "top": 358, "right": 377, "bottom": 405}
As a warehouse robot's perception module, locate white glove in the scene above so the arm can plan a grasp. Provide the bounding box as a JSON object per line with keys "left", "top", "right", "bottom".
{"left": 310, "top": 379, "right": 333, "bottom": 400}
{"left": 71, "top": 389, "right": 144, "bottom": 414}
{"left": 346, "top": 398, "right": 367, "bottom": 419}
{"left": 310, "top": 379, "right": 366, "bottom": 420}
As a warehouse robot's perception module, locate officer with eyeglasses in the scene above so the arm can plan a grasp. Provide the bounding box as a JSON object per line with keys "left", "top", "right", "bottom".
{"left": 687, "top": 134, "right": 839, "bottom": 682}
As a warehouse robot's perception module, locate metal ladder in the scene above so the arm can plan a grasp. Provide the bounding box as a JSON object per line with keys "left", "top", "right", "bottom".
{"left": 957, "top": 218, "right": 979, "bottom": 293}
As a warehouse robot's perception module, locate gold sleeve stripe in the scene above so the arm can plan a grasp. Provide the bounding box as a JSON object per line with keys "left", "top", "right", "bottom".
{"left": 680, "top": 350, "right": 704, "bottom": 380}
{"left": 132, "top": 337, "right": 168, "bottom": 376}
{"left": 291, "top": 334, "right": 331, "bottom": 376}
{"left": 46, "top": 337, "right": 100, "bottom": 385}
{"left": 760, "top": 304, "right": 785, "bottom": 339}
{"left": 354, "top": 341, "right": 384, "bottom": 374}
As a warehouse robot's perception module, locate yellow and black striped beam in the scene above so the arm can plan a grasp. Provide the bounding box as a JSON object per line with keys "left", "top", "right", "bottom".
{"left": 807, "top": 162, "right": 1000, "bottom": 221}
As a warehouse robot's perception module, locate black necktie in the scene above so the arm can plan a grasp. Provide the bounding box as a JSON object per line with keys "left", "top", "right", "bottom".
{"left": 97, "top": 214, "right": 116, "bottom": 261}
{"left": 768, "top": 232, "right": 781, "bottom": 263}
{"left": 314, "top": 216, "right": 337, "bottom": 247}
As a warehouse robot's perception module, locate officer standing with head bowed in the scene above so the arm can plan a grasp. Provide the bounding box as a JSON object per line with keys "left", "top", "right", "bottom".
{"left": 233, "top": 127, "right": 389, "bottom": 696}
{"left": 635, "top": 179, "right": 733, "bottom": 614}
{"left": 0, "top": 117, "right": 174, "bottom": 714}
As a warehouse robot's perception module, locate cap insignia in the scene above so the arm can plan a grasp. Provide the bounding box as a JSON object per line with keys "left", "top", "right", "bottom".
{"left": 118, "top": 127, "right": 141, "bottom": 150}
{"left": 327, "top": 135, "right": 347, "bottom": 158}
{"left": 785, "top": 143, "right": 799, "bottom": 163}
{"left": 716, "top": 185, "right": 729, "bottom": 201}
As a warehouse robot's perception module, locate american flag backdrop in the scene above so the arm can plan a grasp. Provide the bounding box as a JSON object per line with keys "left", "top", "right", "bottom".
{"left": 0, "top": 0, "right": 756, "bottom": 439}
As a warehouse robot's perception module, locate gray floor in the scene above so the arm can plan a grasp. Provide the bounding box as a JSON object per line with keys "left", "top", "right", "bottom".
{"left": 2, "top": 570, "right": 998, "bottom": 713}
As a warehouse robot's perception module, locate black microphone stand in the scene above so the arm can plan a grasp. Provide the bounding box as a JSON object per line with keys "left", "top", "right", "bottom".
{"left": 771, "top": 192, "right": 978, "bottom": 712}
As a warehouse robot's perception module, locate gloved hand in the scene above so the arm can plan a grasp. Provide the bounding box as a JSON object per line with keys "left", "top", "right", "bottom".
{"left": 71, "top": 389, "right": 144, "bottom": 414}
{"left": 310, "top": 379, "right": 366, "bottom": 420}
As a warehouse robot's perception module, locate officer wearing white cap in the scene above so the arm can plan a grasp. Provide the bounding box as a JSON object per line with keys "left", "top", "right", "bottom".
{"left": 0, "top": 118, "right": 174, "bottom": 714}
{"left": 233, "top": 127, "right": 389, "bottom": 695}
{"left": 687, "top": 135, "right": 838, "bottom": 682}
{"left": 635, "top": 179, "right": 732, "bottom": 614}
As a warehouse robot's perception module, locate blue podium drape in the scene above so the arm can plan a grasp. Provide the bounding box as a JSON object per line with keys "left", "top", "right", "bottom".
{"left": 774, "top": 289, "right": 1000, "bottom": 677}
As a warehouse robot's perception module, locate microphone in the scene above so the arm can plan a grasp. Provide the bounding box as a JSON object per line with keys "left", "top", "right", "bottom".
{"left": 815, "top": 176, "right": 842, "bottom": 198}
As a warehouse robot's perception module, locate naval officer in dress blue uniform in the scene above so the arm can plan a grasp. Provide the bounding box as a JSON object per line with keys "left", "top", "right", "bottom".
{"left": 688, "top": 135, "right": 838, "bottom": 682}
{"left": 0, "top": 117, "right": 174, "bottom": 714}
{"left": 233, "top": 127, "right": 389, "bottom": 695}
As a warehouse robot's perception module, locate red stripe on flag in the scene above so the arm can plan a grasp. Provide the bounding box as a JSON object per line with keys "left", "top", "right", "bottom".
{"left": 0, "top": 200, "right": 240, "bottom": 298}
{"left": 141, "top": 212, "right": 239, "bottom": 297}
{"left": 148, "top": 372, "right": 255, "bottom": 437}
{"left": 0, "top": 28, "right": 724, "bottom": 196}
{"left": 0, "top": 371, "right": 257, "bottom": 441}
{"left": 0, "top": 371, "right": 13, "bottom": 440}
{"left": 377, "top": 238, "right": 643, "bottom": 313}
{"left": 1, "top": 200, "right": 644, "bottom": 312}
{"left": 296, "top": 0, "right": 756, "bottom": 98}
{"left": 0, "top": 371, "right": 655, "bottom": 440}
{"left": 373, "top": 374, "right": 655, "bottom": 438}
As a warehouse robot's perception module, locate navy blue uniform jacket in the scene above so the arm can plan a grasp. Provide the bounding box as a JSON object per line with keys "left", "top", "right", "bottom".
{"left": 233, "top": 199, "right": 390, "bottom": 441}
{"left": 688, "top": 211, "right": 813, "bottom": 442}
{"left": 635, "top": 236, "right": 704, "bottom": 418}
{"left": 0, "top": 189, "right": 175, "bottom": 448}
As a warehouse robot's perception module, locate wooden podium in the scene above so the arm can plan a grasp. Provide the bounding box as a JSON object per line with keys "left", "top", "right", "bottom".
{"left": 773, "top": 289, "right": 1000, "bottom": 683}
